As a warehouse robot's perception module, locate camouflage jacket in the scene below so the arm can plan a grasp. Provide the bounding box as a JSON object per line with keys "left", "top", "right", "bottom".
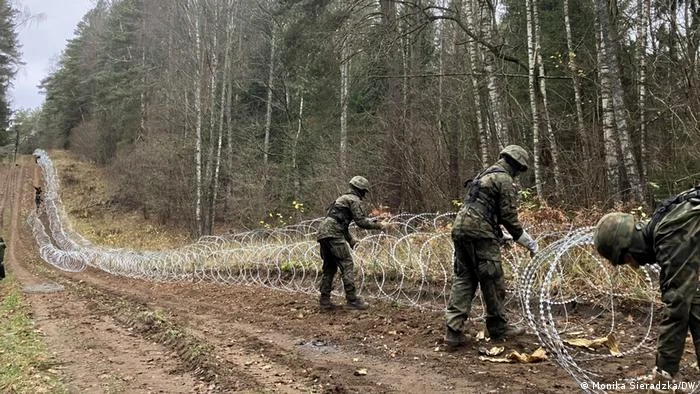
{"left": 632, "top": 188, "right": 700, "bottom": 271}
{"left": 452, "top": 159, "right": 525, "bottom": 240}
{"left": 316, "top": 189, "right": 382, "bottom": 244}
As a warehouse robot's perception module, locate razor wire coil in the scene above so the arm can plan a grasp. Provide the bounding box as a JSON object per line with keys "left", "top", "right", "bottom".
{"left": 28, "top": 149, "right": 696, "bottom": 393}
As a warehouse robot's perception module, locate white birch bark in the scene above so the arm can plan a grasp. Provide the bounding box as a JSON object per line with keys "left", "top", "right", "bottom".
{"left": 191, "top": 0, "right": 204, "bottom": 235}
{"left": 263, "top": 24, "right": 276, "bottom": 169}
{"left": 292, "top": 92, "right": 304, "bottom": 197}
{"left": 595, "top": 0, "right": 645, "bottom": 201}
{"left": 339, "top": 36, "right": 349, "bottom": 173}
{"left": 479, "top": 1, "right": 508, "bottom": 148}
{"left": 207, "top": 0, "right": 233, "bottom": 235}
{"left": 466, "top": 0, "right": 488, "bottom": 166}
{"left": 636, "top": 0, "right": 650, "bottom": 181}
{"left": 563, "top": 0, "right": 588, "bottom": 157}
{"left": 525, "top": 0, "right": 543, "bottom": 198}
{"left": 596, "top": 17, "right": 620, "bottom": 195}
{"left": 533, "top": 0, "right": 562, "bottom": 192}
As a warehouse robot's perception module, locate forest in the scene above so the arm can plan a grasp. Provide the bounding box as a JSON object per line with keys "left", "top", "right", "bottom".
{"left": 2, "top": 0, "right": 699, "bottom": 237}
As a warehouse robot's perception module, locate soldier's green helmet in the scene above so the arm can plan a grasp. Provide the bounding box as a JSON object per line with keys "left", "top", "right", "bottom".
{"left": 593, "top": 212, "right": 635, "bottom": 266}
{"left": 349, "top": 176, "right": 370, "bottom": 192}
{"left": 499, "top": 145, "right": 530, "bottom": 171}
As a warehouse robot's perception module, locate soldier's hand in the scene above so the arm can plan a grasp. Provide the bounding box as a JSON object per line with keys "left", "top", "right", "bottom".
{"left": 516, "top": 230, "right": 538, "bottom": 257}
{"left": 528, "top": 239, "right": 539, "bottom": 257}
{"left": 380, "top": 221, "right": 394, "bottom": 232}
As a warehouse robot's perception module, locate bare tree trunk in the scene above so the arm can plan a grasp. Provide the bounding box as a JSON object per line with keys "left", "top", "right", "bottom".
{"left": 563, "top": 0, "right": 589, "bottom": 159}
{"left": 207, "top": 0, "right": 233, "bottom": 235}
{"left": 636, "top": 0, "right": 650, "bottom": 182}
{"left": 525, "top": 0, "right": 543, "bottom": 198}
{"left": 533, "top": 0, "right": 562, "bottom": 193}
{"left": 263, "top": 23, "right": 277, "bottom": 170}
{"left": 596, "top": 0, "right": 645, "bottom": 201}
{"left": 466, "top": 0, "right": 488, "bottom": 167}
{"left": 138, "top": 9, "right": 147, "bottom": 143}
{"left": 191, "top": 0, "right": 204, "bottom": 235}
{"left": 292, "top": 92, "right": 304, "bottom": 198}
{"left": 339, "top": 36, "right": 349, "bottom": 175}
{"left": 596, "top": 15, "right": 620, "bottom": 196}
{"left": 479, "top": 0, "right": 508, "bottom": 148}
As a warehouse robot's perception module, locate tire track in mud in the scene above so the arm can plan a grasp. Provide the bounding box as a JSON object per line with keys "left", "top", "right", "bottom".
{"left": 55, "top": 268, "right": 569, "bottom": 394}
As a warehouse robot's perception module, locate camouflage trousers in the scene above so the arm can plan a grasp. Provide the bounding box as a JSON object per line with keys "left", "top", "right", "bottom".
{"left": 318, "top": 238, "right": 358, "bottom": 302}
{"left": 445, "top": 236, "right": 509, "bottom": 337}
{"left": 656, "top": 253, "right": 700, "bottom": 374}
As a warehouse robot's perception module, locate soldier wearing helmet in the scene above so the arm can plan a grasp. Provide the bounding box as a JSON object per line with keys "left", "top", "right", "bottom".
{"left": 444, "top": 144, "right": 537, "bottom": 349}
{"left": 316, "top": 176, "right": 391, "bottom": 311}
{"left": 594, "top": 186, "right": 700, "bottom": 383}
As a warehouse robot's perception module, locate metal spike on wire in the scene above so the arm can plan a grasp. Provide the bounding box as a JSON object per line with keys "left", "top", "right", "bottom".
{"left": 28, "top": 149, "right": 696, "bottom": 393}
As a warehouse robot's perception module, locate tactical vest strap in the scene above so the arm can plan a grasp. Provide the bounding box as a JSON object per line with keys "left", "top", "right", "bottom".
{"left": 647, "top": 186, "right": 700, "bottom": 242}
{"left": 326, "top": 194, "right": 353, "bottom": 226}
{"left": 463, "top": 167, "right": 508, "bottom": 235}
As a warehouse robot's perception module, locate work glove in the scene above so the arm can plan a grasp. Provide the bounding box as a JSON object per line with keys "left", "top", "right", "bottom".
{"left": 516, "top": 230, "right": 539, "bottom": 257}
{"left": 380, "top": 222, "right": 394, "bottom": 232}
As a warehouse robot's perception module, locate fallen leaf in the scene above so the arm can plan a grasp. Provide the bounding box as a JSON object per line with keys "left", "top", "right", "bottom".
{"left": 606, "top": 334, "right": 622, "bottom": 357}
{"left": 479, "top": 356, "right": 514, "bottom": 363}
{"left": 564, "top": 334, "right": 622, "bottom": 357}
{"left": 480, "top": 348, "right": 548, "bottom": 364}
{"left": 354, "top": 368, "right": 368, "bottom": 376}
{"left": 506, "top": 347, "right": 548, "bottom": 363}
{"left": 478, "top": 346, "right": 505, "bottom": 356}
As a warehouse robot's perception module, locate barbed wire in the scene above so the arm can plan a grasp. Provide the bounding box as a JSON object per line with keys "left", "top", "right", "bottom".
{"left": 27, "top": 149, "right": 697, "bottom": 393}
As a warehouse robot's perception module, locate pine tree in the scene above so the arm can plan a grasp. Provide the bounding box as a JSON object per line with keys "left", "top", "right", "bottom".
{"left": 0, "top": 0, "right": 20, "bottom": 131}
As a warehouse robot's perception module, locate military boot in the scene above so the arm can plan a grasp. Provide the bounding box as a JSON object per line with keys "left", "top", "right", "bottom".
{"left": 491, "top": 325, "right": 525, "bottom": 340}
{"left": 319, "top": 295, "right": 337, "bottom": 311}
{"left": 346, "top": 297, "right": 369, "bottom": 310}
{"left": 444, "top": 327, "right": 467, "bottom": 351}
{"left": 639, "top": 367, "right": 680, "bottom": 394}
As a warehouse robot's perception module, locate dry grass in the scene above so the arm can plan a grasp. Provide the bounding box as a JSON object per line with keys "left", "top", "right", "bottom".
{"left": 48, "top": 150, "right": 190, "bottom": 250}
{"left": 0, "top": 277, "right": 66, "bottom": 393}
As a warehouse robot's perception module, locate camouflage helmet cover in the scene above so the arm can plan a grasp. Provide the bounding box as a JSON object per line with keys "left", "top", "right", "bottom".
{"left": 593, "top": 212, "right": 635, "bottom": 265}
{"left": 349, "top": 175, "right": 370, "bottom": 191}
{"left": 499, "top": 145, "right": 530, "bottom": 170}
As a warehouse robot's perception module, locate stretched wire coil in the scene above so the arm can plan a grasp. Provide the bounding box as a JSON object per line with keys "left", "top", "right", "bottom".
{"left": 29, "top": 149, "right": 693, "bottom": 393}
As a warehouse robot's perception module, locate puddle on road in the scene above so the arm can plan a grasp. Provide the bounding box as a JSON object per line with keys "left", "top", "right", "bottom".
{"left": 23, "top": 282, "right": 65, "bottom": 294}
{"left": 296, "top": 338, "right": 339, "bottom": 353}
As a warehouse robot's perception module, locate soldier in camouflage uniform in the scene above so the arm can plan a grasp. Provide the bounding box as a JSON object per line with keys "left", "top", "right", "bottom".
{"left": 444, "top": 145, "right": 538, "bottom": 348}
{"left": 316, "top": 176, "right": 390, "bottom": 311}
{"left": 594, "top": 186, "right": 700, "bottom": 386}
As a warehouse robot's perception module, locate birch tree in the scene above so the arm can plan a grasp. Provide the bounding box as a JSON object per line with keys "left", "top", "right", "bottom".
{"left": 466, "top": 0, "right": 489, "bottom": 166}
{"left": 532, "top": 0, "right": 561, "bottom": 193}
{"left": 525, "top": 0, "right": 543, "bottom": 198}
{"left": 563, "top": 0, "right": 588, "bottom": 158}
{"left": 595, "top": 0, "right": 645, "bottom": 202}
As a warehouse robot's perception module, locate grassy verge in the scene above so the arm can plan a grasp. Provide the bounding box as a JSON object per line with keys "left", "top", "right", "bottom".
{"left": 0, "top": 276, "right": 66, "bottom": 394}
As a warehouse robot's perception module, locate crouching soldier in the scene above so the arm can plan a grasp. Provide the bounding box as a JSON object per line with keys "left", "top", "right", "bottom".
{"left": 594, "top": 185, "right": 700, "bottom": 391}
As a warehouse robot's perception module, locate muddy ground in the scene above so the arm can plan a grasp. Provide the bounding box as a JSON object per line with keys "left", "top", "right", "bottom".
{"left": 1, "top": 154, "right": 695, "bottom": 393}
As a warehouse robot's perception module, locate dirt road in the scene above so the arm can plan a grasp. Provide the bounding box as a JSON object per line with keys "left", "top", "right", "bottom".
{"left": 2, "top": 155, "right": 591, "bottom": 393}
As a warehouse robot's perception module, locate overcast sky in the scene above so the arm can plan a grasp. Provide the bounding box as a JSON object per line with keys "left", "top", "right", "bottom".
{"left": 10, "top": 0, "right": 95, "bottom": 111}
